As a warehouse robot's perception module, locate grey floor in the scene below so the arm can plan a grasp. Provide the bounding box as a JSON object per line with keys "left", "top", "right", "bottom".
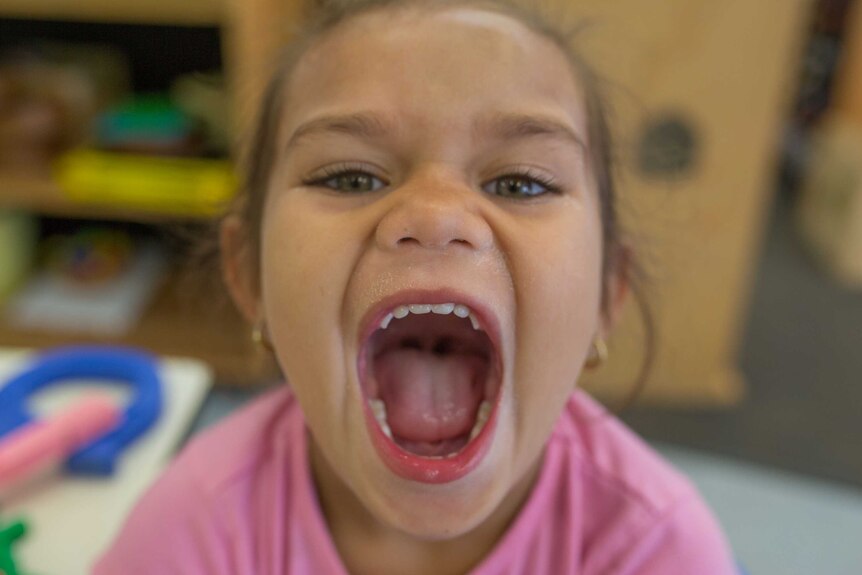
{"left": 660, "top": 444, "right": 862, "bottom": 575}
{"left": 622, "top": 197, "right": 862, "bottom": 489}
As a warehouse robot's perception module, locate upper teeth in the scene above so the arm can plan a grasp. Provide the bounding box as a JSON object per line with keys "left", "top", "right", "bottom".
{"left": 380, "top": 303, "right": 483, "bottom": 331}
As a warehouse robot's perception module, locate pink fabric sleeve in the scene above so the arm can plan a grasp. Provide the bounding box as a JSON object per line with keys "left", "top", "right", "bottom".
{"left": 599, "top": 494, "right": 738, "bottom": 575}
{"left": 91, "top": 452, "right": 232, "bottom": 575}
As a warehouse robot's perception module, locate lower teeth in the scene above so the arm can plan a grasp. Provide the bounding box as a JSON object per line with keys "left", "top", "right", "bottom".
{"left": 368, "top": 398, "right": 492, "bottom": 451}
{"left": 469, "top": 400, "right": 492, "bottom": 441}
{"left": 368, "top": 399, "right": 393, "bottom": 439}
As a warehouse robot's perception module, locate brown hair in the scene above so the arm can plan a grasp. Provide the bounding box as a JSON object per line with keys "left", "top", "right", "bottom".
{"left": 227, "top": 0, "right": 655, "bottom": 403}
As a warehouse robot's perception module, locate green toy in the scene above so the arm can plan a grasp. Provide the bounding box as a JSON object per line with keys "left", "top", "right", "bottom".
{"left": 0, "top": 515, "right": 29, "bottom": 575}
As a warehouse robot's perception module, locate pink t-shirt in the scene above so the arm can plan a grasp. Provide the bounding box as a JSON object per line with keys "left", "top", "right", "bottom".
{"left": 94, "top": 389, "right": 737, "bottom": 574}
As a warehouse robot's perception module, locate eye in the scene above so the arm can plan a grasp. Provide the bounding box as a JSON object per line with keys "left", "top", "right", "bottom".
{"left": 483, "top": 168, "right": 561, "bottom": 199}
{"left": 303, "top": 163, "right": 387, "bottom": 193}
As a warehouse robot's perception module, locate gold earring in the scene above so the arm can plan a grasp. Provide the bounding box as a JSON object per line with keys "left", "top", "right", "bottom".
{"left": 584, "top": 338, "right": 608, "bottom": 370}
{"left": 251, "top": 321, "right": 274, "bottom": 352}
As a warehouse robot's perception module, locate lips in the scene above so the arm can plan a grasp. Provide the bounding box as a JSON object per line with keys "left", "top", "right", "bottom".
{"left": 357, "top": 290, "right": 503, "bottom": 484}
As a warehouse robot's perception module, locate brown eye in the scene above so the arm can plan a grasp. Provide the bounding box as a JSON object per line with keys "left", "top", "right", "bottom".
{"left": 310, "top": 169, "right": 386, "bottom": 193}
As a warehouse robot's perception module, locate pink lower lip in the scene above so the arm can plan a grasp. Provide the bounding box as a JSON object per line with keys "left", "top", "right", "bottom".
{"left": 361, "top": 396, "right": 499, "bottom": 484}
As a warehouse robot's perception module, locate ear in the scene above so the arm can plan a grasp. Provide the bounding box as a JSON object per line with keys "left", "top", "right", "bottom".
{"left": 220, "top": 214, "right": 261, "bottom": 323}
{"left": 600, "top": 245, "right": 631, "bottom": 338}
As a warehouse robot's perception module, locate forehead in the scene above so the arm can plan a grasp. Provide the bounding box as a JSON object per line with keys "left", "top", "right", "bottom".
{"left": 282, "top": 6, "right": 586, "bottom": 137}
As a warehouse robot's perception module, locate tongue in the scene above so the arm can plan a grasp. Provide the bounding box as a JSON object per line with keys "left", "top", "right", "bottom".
{"left": 374, "top": 348, "right": 485, "bottom": 443}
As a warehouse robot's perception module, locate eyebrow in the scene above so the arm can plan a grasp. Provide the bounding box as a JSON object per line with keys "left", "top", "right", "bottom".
{"left": 285, "top": 112, "right": 395, "bottom": 153}
{"left": 473, "top": 111, "right": 587, "bottom": 152}
{"left": 284, "top": 110, "right": 586, "bottom": 153}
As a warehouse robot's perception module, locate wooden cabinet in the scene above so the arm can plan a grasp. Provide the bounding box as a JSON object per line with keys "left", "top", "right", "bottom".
{"left": 566, "top": 0, "right": 813, "bottom": 404}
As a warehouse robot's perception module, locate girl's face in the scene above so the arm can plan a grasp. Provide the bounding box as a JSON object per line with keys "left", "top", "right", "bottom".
{"left": 230, "top": 6, "right": 617, "bottom": 538}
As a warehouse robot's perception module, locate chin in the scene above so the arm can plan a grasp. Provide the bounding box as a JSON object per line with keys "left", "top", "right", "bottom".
{"left": 343, "top": 390, "right": 524, "bottom": 543}
{"left": 365, "top": 457, "right": 512, "bottom": 540}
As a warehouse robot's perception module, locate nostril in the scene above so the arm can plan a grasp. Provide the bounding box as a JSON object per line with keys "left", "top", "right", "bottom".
{"left": 396, "top": 236, "right": 470, "bottom": 249}
{"left": 396, "top": 236, "right": 422, "bottom": 247}
{"left": 397, "top": 236, "right": 469, "bottom": 248}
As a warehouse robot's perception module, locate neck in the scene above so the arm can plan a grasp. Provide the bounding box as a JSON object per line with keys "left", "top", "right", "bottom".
{"left": 308, "top": 440, "right": 541, "bottom": 575}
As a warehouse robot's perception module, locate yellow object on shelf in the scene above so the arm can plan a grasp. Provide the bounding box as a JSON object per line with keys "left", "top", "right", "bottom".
{"left": 55, "top": 149, "right": 237, "bottom": 217}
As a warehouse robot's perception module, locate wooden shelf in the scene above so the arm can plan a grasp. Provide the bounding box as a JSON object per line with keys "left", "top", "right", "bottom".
{"left": 0, "top": 0, "right": 223, "bottom": 26}
{"left": 0, "top": 0, "right": 281, "bottom": 386}
{"left": 0, "top": 171, "right": 218, "bottom": 223}
{"left": 0, "top": 272, "right": 277, "bottom": 384}
{"left": 0, "top": 172, "right": 255, "bottom": 382}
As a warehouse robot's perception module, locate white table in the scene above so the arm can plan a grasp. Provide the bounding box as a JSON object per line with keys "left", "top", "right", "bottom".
{"left": 0, "top": 348, "right": 212, "bottom": 575}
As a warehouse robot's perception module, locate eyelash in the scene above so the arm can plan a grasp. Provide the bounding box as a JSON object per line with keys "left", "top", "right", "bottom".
{"left": 301, "top": 162, "right": 563, "bottom": 199}
{"left": 303, "top": 162, "right": 386, "bottom": 192}
{"left": 489, "top": 167, "right": 562, "bottom": 199}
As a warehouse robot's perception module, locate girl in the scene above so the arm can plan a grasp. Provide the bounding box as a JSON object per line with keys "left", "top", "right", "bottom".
{"left": 95, "top": 0, "right": 738, "bottom": 573}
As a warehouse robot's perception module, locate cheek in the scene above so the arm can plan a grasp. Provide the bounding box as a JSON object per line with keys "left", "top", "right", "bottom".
{"left": 509, "top": 211, "right": 603, "bottom": 440}
{"left": 258, "top": 194, "right": 358, "bottom": 412}
{"left": 529, "top": 232, "right": 602, "bottom": 341}
{"left": 518, "top": 211, "right": 603, "bottom": 344}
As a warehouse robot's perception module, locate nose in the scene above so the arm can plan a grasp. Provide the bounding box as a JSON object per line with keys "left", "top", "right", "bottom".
{"left": 374, "top": 172, "right": 494, "bottom": 252}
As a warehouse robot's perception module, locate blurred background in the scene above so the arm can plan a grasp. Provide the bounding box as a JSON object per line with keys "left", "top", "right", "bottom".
{"left": 0, "top": 0, "right": 860, "bottom": 573}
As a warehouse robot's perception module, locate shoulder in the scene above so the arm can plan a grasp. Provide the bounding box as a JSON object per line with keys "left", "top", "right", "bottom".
{"left": 553, "top": 391, "right": 736, "bottom": 574}
{"left": 176, "top": 386, "right": 299, "bottom": 495}
{"left": 556, "top": 391, "right": 693, "bottom": 513}
{"left": 93, "top": 387, "right": 301, "bottom": 575}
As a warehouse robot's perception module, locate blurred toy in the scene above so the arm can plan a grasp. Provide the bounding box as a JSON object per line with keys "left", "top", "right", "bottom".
{"left": 0, "top": 346, "right": 163, "bottom": 477}
{"left": 0, "top": 56, "right": 94, "bottom": 171}
{"left": 0, "top": 516, "right": 29, "bottom": 575}
{"left": 42, "top": 228, "right": 133, "bottom": 286}
{"left": 0, "top": 395, "right": 122, "bottom": 495}
{"left": 57, "top": 149, "right": 236, "bottom": 217}
{"left": 5, "top": 239, "right": 167, "bottom": 337}
{"left": 0, "top": 43, "right": 129, "bottom": 172}
{"left": 96, "top": 95, "right": 202, "bottom": 156}
{"left": 171, "top": 72, "right": 230, "bottom": 155}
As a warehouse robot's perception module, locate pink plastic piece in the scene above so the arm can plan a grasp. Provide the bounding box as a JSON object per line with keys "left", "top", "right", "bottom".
{"left": 0, "top": 395, "right": 122, "bottom": 491}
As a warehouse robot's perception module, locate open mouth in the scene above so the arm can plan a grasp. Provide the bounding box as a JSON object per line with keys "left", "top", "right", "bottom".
{"left": 358, "top": 296, "right": 502, "bottom": 484}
